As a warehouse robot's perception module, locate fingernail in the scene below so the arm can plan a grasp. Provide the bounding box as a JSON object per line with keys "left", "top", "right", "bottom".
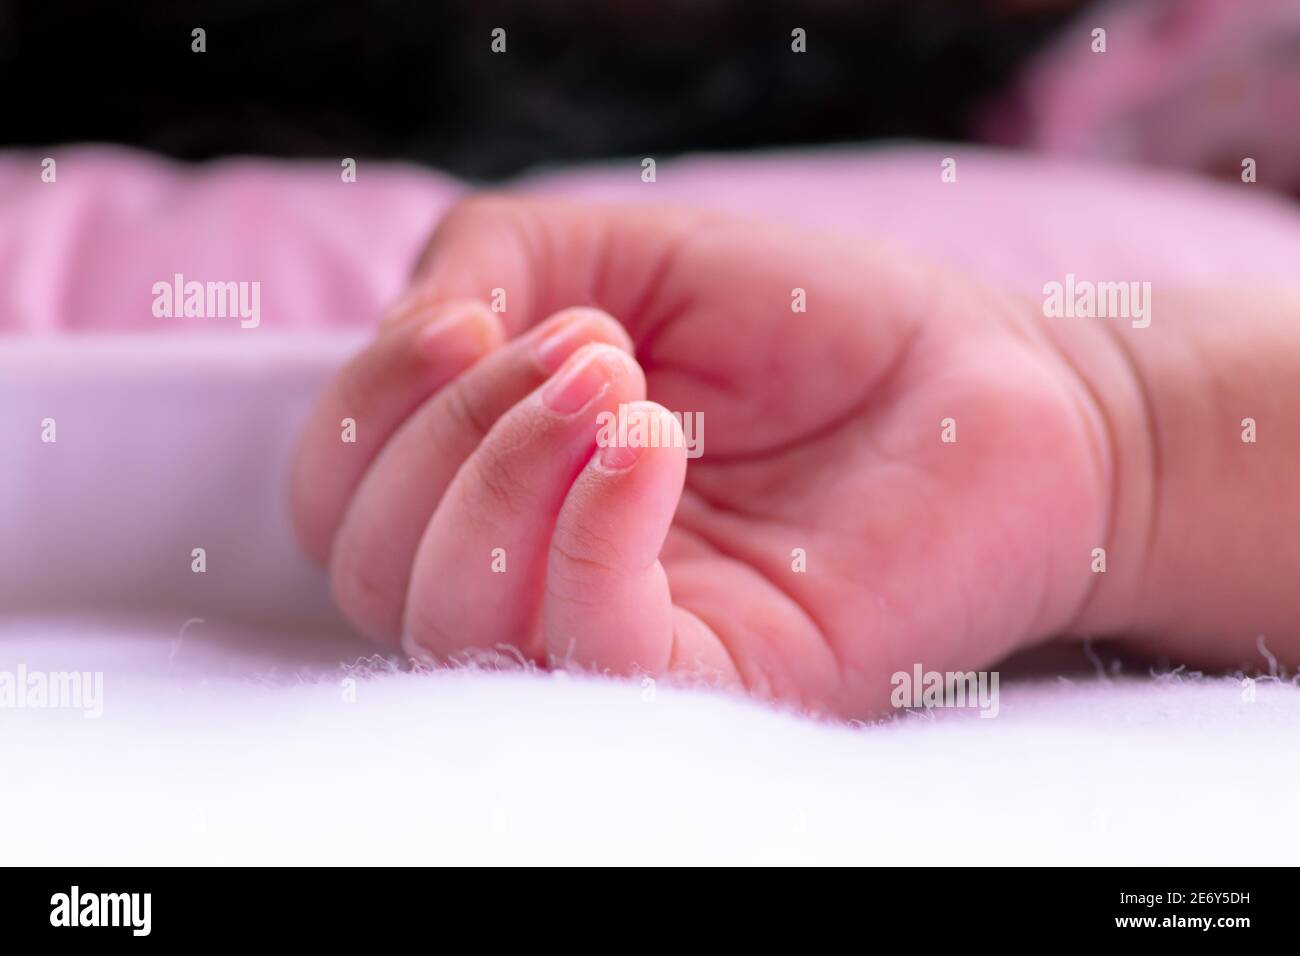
{"left": 541, "top": 348, "right": 612, "bottom": 414}
{"left": 416, "top": 306, "right": 494, "bottom": 363}
{"left": 598, "top": 440, "right": 644, "bottom": 471}
{"left": 533, "top": 317, "right": 591, "bottom": 373}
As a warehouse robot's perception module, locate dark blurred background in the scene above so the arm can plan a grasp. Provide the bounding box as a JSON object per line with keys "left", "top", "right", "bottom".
{"left": 0, "top": 0, "right": 1085, "bottom": 180}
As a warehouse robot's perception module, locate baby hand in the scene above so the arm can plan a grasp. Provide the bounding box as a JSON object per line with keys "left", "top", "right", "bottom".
{"left": 290, "top": 197, "right": 1113, "bottom": 717}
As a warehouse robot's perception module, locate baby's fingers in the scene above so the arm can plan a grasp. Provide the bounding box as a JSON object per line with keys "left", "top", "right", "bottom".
{"left": 543, "top": 403, "right": 697, "bottom": 676}
{"left": 401, "top": 343, "right": 645, "bottom": 663}
{"left": 290, "top": 302, "right": 501, "bottom": 565}
{"left": 330, "top": 308, "right": 632, "bottom": 644}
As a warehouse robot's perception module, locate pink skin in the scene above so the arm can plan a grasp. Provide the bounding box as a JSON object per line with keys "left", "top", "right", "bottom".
{"left": 291, "top": 196, "right": 1300, "bottom": 719}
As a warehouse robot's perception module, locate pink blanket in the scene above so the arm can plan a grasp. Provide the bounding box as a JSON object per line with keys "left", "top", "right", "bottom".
{"left": 4, "top": 144, "right": 1299, "bottom": 337}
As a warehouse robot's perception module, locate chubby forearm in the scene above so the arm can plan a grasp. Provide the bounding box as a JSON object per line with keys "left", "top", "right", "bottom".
{"left": 1055, "top": 288, "right": 1300, "bottom": 667}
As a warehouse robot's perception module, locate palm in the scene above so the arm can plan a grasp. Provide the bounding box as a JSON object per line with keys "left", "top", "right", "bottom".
{"left": 631, "top": 222, "right": 1105, "bottom": 713}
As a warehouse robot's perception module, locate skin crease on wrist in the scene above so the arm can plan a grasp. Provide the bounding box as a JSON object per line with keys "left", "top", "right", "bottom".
{"left": 1039, "top": 286, "right": 1300, "bottom": 670}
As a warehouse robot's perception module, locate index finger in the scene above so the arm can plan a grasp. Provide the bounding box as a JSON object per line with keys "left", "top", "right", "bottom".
{"left": 289, "top": 300, "right": 502, "bottom": 566}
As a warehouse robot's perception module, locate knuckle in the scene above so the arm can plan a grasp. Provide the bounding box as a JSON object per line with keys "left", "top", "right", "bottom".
{"left": 436, "top": 192, "right": 515, "bottom": 236}
{"left": 441, "top": 376, "right": 493, "bottom": 445}
{"left": 329, "top": 544, "right": 401, "bottom": 637}
{"left": 552, "top": 512, "right": 626, "bottom": 576}
{"left": 400, "top": 605, "right": 458, "bottom": 661}
{"left": 466, "top": 450, "right": 527, "bottom": 522}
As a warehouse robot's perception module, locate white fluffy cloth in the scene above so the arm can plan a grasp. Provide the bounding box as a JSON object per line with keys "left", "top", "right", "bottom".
{"left": 3, "top": 332, "right": 1297, "bottom": 866}
{"left": 4, "top": 613, "right": 1299, "bottom": 865}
